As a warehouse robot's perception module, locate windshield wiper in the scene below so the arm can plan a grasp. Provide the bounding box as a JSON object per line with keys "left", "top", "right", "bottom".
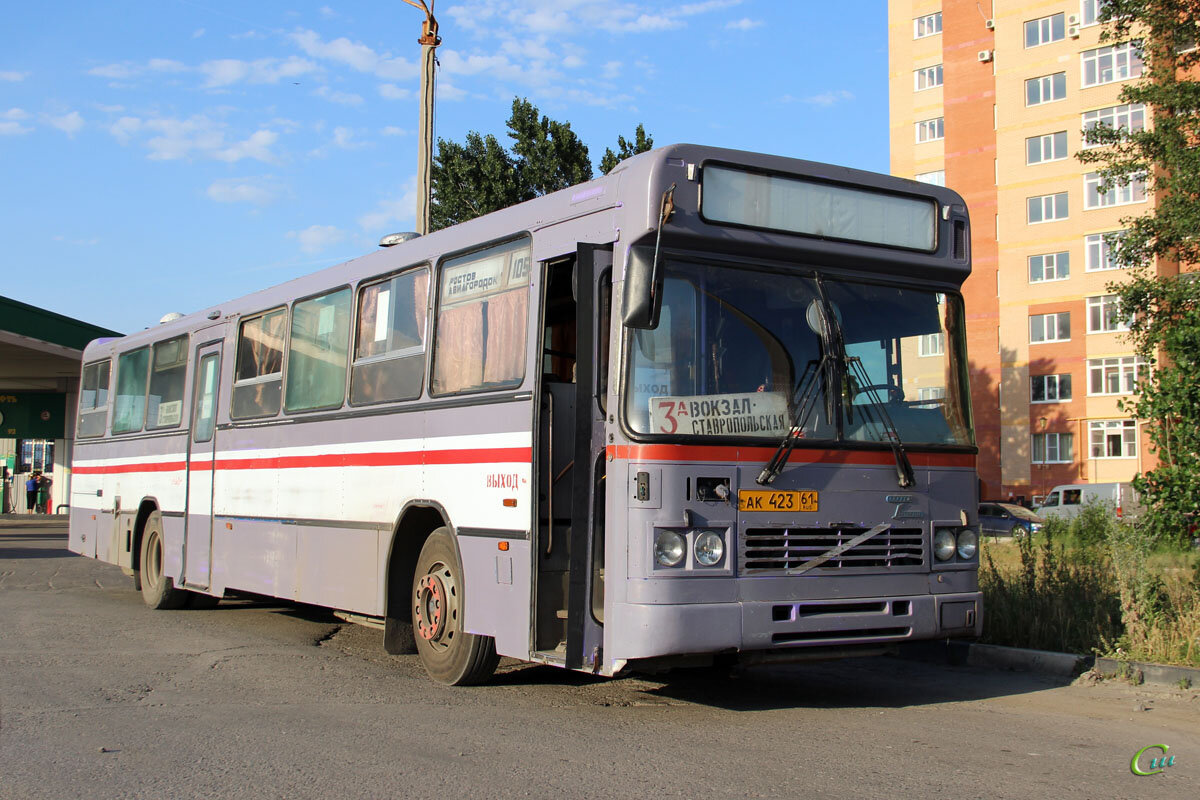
{"left": 756, "top": 356, "right": 827, "bottom": 485}
{"left": 845, "top": 356, "right": 916, "bottom": 489}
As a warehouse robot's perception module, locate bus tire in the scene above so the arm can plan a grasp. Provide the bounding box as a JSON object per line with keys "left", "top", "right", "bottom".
{"left": 139, "top": 511, "right": 187, "bottom": 610}
{"left": 412, "top": 528, "right": 499, "bottom": 686}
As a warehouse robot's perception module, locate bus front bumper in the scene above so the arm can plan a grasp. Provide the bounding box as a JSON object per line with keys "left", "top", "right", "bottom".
{"left": 608, "top": 591, "right": 982, "bottom": 662}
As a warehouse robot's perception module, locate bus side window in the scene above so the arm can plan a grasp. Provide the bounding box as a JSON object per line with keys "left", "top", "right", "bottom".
{"left": 77, "top": 359, "right": 111, "bottom": 438}
{"left": 432, "top": 240, "right": 531, "bottom": 395}
{"left": 147, "top": 335, "right": 188, "bottom": 429}
{"left": 232, "top": 308, "right": 286, "bottom": 419}
{"left": 112, "top": 347, "right": 151, "bottom": 434}
{"left": 351, "top": 268, "right": 429, "bottom": 405}
{"left": 285, "top": 288, "right": 352, "bottom": 413}
{"left": 1063, "top": 489, "right": 1082, "bottom": 506}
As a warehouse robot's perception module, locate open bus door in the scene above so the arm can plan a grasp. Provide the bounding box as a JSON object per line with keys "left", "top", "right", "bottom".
{"left": 535, "top": 243, "right": 610, "bottom": 669}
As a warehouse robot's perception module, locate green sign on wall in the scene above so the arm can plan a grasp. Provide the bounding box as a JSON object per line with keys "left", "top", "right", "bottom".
{"left": 0, "top": 393, "right": 66, "bottom": 439}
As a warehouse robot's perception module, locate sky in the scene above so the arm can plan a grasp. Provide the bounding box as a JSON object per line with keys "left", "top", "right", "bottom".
{"left": 2, "top": 0, "right": 889, "bottom": 334}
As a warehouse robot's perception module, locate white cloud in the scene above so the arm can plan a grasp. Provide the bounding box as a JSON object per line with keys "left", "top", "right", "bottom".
{"left": 358, "top": 177, "right": 418, "bottom": 232}
{"left": 291, "top": 224, "right": 345, "bottom": 254}
{"left": 381, "top": 126, "right": 407, "bottom": 136}
{"left": 602, "top": 60, "right": 622, "bottom": 80}
{"left": 562, "top": 54, "right": 584, "bottom": 69}
{"left": 0, "top": 70, "right": 30, "bottom": 82}
{"left": 200, "top": 56, "right": 317, "bottom": 88}
{"left": 796, "top": 90, "right": 855, "bottom": 107}
{"left": 110, "top": 116, "right": 142, "bottom": 144}
{"left": 725, "top": 17, "right": 762, "bottom": 30}
{"left": 89, "top": 62, "right": 138, "bottom": 79}
{"left": 193, "top": 28, "right": 206, "bottom": 38}
{"left": 314, "top": 86, "right": 364, "bottom": 106}
{"left": 148, "top": 58, "right": 188, "bottom": 73}
{"left": 378, "top": 83, "right": 411, "bottom": 100}
{"left": 0, "top": 121, "right": 32, "bottom": 135}
{"left": 214, "top": 129, "right": 279, "bottom": 162}
{"left": 3, "top": 108, "right": 30, "bottom": 120}
{"left": 438, "top": 81, "right": 469, "bottom": 101}
{"left": 113, "top": 114, "right": 281, "bottom": 163}
{"left": 319, "top": 5, "right": 337, "bottom": 17}
{"left": 446, "top": 0, "right": 740, "bottom": 35}
{"left": 290, "top": 28, "right": 421, "bottom": 82}
{"left": 207, "top": 176, "right": 280, "bottom": 205}
{"left": 332, "top": 126, "right": 360, "bottom": 148}
{"left": 48, "top": 111, "right": 84, "bottom": 136}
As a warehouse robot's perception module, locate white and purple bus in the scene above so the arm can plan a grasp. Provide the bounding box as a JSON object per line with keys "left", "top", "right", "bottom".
{"left": 68, "top": 145, "right": 981, "bottom": 685}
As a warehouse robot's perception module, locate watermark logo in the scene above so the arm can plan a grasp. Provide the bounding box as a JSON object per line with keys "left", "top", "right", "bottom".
{"left": 1131, "top": 744, "right": 1176, "bottom": 776}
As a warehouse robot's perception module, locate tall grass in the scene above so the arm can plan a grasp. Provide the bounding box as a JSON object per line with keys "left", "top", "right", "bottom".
{"left": 979, "top": 503, "right": 1200, "bottom": 667}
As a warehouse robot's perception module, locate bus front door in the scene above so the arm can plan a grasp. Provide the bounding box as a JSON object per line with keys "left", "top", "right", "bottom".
{"left": 183, "top": 339, "right": 223, "bottom": 590}
{"left": 534, "top": 244, "right": 610, "bottom": 669}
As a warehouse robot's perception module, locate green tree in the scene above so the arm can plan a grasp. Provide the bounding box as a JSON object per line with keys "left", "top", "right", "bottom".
{"left": 430, "top": 98, "right": 653, "bottom": 230}
{"left": 1077, "top": 1, "right": 1200, "bottom": 544}
{"left": 599, "top": 123, "right": 654, "bottom": 174}
{"left": 430, "top": 97, "right": 592, "bottom": 230}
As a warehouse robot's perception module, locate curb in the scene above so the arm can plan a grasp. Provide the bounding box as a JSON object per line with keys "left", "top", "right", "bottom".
{"left": 1094, "top": 656, "right": 1200, "bottom": 689}
{"left": 965, "top": 642, "right": 1089, "bottom": 677}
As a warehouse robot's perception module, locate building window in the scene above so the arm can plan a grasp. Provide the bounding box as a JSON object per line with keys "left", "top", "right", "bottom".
{"left": 1086, "top": 231, "right": 1126, "bottom": 271}
{"left": 1033, "top": 432, "right": 1074, "bottom": 464}
{"left": 1087, "top": 294, "right": 1130, "bottom": 333}
{"left": 1027, "top": 192, "right": 1069, "bottom": 223}
{"left": 914, "top": 12, "right": 942, "bottom": 38}
{"left": 1025, "top": 13, "right": 1066, "bottom": 47}
{"left": 1084, "top": 172, "right": 1147, "bottom": 209}
{"left": 1080, "top": 0, "right": 1109, "bottom": 27}
{"left": 916, "top": 117, "right": 944, "bottom": 143}
{"left": 914, "top": 170, "right": 945, "bottom": 186}
{"left": 1082, "top": 42, "right": 1144, "bottom": 87}
{"left": 1090, "top": 419, "right": 1136, "bottom": 458}
{"left": 1030, "top": 312, "right": 1071, "bottom": 343}
{"left": 1082, "top": 104, "right": 1146, "bottom": 148}
{"left": 1088, "top": 356, "right": 1144, "bottom": 394}
{"left": 1032, "top": 373, "right": 1072, "bottom": 403}
{"left": 914, "top": 64, "right": 943, "bottom": 91}
{"left": 1026, "top": 73, "right": 1068, "bottom": 106}
{"left": 919, "top": 332, "right": 944, "bottom": 356}
{"left": 1027, "top": 131, "right": 1069, "bottom": 165}
{"left": 1029, "top": 251, "right": 1070, "bottom": 282}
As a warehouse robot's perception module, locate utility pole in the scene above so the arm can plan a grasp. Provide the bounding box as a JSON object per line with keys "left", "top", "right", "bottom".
{"left": 403, "top": 0, "right": 441, "bottom": 235}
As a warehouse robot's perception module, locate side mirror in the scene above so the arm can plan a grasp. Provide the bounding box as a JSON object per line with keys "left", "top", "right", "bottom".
{"left": 621, "top": 245, "right": 662, "bottom": 329}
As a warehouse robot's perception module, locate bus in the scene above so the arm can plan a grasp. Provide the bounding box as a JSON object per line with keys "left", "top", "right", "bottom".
{"left": 67, "top": 144, "right": 981, "bottom": 685}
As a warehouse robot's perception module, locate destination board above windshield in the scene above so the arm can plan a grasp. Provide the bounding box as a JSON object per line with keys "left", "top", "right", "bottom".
{"left": 701, "top": 164, "right": 937, "bottom": 252}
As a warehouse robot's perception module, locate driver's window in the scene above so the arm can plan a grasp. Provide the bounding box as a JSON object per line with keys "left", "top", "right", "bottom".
{"left": 1043, "top": 492, "right": 1060, "bottom": 507}
{"left": 628, "top": 278, "right": 697, "bottom": 432}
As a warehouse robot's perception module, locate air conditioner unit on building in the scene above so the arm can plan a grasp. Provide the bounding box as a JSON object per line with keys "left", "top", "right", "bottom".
{"left": 1068, "top": 14, "right": 1080, "bottom": 25}
{"left": 977, "top": 49, "right": 994, "bottom": 62}
{"left": 1068, "top": 25, "right": 1080, "bottom": 38}
{"left": 985, "top": 18, "right": 995, "bottom": 29}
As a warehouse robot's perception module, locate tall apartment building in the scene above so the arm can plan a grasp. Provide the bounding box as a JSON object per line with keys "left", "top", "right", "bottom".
{"left": 889, "top": 0, "right": 1163, "bottom": 502}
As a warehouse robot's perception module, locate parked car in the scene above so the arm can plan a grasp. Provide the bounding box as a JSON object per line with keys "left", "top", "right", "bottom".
{"left": 979, "top": 502, "right": 1044, "bottom": 536}
{"left": 1034, "top": 483, "right": 1139, "bottom": 521}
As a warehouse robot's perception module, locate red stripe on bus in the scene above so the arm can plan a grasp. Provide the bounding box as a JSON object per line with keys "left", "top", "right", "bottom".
{"left": 607, "top": 444, "right": 975, "bottom": 468}
{"left": 73, "top": 461, "right": 186, "bottom": 475}
{"left": 75, "top": 447, "right": 534, "bottom": 476}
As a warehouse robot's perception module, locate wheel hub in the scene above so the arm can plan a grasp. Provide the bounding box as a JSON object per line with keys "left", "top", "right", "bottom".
{"left": 414, "top": 574, "right": 447, "bottom": 641}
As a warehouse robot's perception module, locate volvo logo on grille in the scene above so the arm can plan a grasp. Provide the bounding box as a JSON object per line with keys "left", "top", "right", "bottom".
{"left": 888, "top": 495, "right": 925, "bottom": 519}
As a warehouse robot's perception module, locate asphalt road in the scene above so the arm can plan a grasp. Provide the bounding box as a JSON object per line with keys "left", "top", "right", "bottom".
{"left": 1, "top": 524, "right": 1197, "bottom": 800}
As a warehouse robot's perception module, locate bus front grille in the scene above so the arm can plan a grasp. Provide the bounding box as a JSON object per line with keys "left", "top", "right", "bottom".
{"left": 740, "top": 526, "right": 925, "bottom": 573}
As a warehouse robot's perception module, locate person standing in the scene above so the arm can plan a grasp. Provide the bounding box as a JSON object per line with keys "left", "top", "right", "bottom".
{"left": 25, "top": 472, "right": 39, "bottom": 514}
{"left": 37, "top": 473, "right": 51, "bottom": 514}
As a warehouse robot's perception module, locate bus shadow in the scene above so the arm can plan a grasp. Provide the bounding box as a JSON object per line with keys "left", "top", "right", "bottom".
{"left": 639, "top": 655, "right": 1074, "bottom": 710}
{"left": 0, "top": 543, "right": 75, "bottom": 559}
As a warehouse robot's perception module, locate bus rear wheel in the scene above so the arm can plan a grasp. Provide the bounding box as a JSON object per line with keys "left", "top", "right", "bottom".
{"left": 139, "top": 512, "right": 188, "bottom": 610}
{"left": 412, "top": 528, "right": 498, "bottom": 686}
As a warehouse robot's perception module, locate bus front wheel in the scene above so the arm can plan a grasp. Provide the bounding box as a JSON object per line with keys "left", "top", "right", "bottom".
{"left": 411, "top": 528, "right": 498, "bottom": 686}
{"left": 139, "top": 511, "right": 187, "bottom": 610}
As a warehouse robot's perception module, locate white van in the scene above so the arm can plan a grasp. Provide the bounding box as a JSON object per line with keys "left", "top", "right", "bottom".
{"left": 1035, "top": 483, "right": 1139, "bottom": 521}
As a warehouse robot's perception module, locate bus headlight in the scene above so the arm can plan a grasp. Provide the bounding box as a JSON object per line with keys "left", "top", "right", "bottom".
{"left": 957, "top": 529, "right": 979, "bottom": 560}
{"left": 694, "top": 531, "right": 725, "bottom": 566}
{"left": 654, "top": 530, "right": 687, "bottom": 567}
{"left": 934, "top": 528, "right": 957, "bottom": 561}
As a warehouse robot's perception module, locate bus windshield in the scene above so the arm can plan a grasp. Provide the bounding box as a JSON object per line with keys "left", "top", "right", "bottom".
{"left": 624, "top": 260, "right": 973, "bottom": 447}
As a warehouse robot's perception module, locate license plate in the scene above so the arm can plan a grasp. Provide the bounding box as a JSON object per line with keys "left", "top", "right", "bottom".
{"left": 737, "top": 490, "right": 818, "bottom": 512}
